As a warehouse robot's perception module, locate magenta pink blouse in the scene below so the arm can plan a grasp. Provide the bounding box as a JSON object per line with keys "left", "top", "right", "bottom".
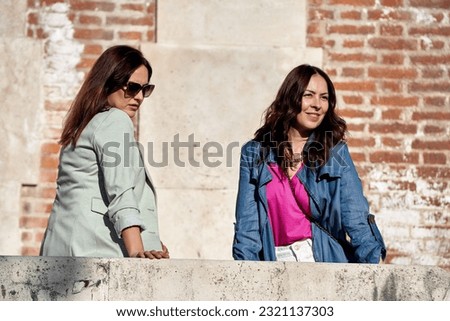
{"left": 266, "top": 163, "right": 312, "bottom": 246}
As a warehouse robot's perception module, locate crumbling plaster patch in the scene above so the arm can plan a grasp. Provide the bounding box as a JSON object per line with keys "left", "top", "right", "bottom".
{"left": 40, "top": 3, "right": 83, "bottom": 101}
{"left": 367, "top": 164, "right": 449, "bottom": 211}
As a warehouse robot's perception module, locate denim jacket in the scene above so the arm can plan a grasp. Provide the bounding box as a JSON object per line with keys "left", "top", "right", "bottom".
{"left": 233, "top": 140, "right": 386, "bottom": 263}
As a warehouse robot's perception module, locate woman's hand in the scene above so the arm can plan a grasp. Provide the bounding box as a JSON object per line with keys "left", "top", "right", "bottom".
{"left": 160, "top": 242, "right": 170, "bottom": 258}
{"left": 131, "top": 242, "right": 170, "bottom": 259}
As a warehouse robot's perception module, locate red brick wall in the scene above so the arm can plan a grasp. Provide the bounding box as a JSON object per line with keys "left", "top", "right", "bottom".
{"left": 308, "top": 0, "right": 449, "bottom": 269}
{"left": 22, "top": 0, "right": 156, "bottom": 255}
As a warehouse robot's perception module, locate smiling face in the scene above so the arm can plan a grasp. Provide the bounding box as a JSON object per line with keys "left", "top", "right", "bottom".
{"left": 107, "top": 64, "right": 149, "bottom": 118}
{"left": 293, "top": 74, "right": 329, "bottom": 137}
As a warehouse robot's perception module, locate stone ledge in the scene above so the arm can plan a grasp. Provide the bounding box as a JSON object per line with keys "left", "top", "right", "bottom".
{"left": 0, "top": 256, "right": 449, "bottom": 301}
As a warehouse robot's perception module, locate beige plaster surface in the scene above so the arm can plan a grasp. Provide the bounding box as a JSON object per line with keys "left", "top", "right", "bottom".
{"left": 155, "top": 188, "right": 237, "bottom": 260}
{"left": 0, "top": 37, "right": 44, "bottom": 255}
{"left": 157, "top": 0, "right": 307, "bottom": 47}
{"left": 0, "top": 0, "right": 27, "bottom": 37}
{"left": 0, "top": 182, "right": 21, "bottom": 255}
{"left": 0, "top": 0, "right": 43, "bottom": 256}
{"left": 0, "top": 38, "right": 44, "bottom": 184}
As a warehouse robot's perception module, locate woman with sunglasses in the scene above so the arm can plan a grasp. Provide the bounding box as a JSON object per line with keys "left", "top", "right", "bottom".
{"left": 40, "top": 45, "right": 169, "bottom": 259}
{"left": 233, "top": 64, "right": 386, "bottom": 263}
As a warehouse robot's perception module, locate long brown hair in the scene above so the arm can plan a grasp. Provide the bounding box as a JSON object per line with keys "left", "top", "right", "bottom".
{"left": 59, "top": 45, "right": 152, "bottom": 147}
{"left": 254, "top": 64, "right": 347, "bottom": 172}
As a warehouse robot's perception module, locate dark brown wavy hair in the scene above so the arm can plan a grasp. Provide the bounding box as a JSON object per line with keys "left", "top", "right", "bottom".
{"left": 254, "top": 64, "right": 347, "bottom": 172}
{"left": 59, "top": 45, "right": 152, "bottom": 148}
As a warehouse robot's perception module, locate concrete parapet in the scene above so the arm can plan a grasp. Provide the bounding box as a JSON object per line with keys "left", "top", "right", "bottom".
{"left": 0, "top": 256, "right": 448, "bottom": 301}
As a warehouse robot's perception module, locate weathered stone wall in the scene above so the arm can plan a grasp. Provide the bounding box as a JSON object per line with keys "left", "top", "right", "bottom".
{"left": 0, "top": 256, "right": 448, "bottom": 301}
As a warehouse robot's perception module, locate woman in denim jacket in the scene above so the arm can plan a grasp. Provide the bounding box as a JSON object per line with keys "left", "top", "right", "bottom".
{"left": 233, "top": 64, "right": 386, "bottom": 263}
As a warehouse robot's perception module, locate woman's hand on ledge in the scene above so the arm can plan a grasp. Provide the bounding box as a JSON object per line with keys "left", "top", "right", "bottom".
{"left": 131, "top": 242, "right": 170, "bottom": 259}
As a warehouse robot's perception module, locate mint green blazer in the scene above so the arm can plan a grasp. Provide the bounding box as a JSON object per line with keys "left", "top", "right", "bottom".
{"left": 41, "top": 108, "right": 162, "bottom": 257}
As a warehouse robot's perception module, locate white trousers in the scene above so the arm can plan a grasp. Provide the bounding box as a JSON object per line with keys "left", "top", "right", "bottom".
{"left": 275, "top": 239, "right": 315, "bottom": 262}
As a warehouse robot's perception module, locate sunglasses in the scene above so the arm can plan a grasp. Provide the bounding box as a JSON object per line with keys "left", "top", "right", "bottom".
{"left": 123, "top": 81, "right": 155, "bottom": 98}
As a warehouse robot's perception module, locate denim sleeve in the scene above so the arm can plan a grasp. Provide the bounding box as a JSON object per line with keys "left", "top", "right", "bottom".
{"left": 338, "top": 144, "right": 386, "bottom": 263}
{"left": 233, "top": 142, "right": 263, "bottom": 260}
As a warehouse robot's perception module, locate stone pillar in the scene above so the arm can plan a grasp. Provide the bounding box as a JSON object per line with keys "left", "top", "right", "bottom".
{"left": 0, "top": 0, "right": 44, "bottom": 255}
{"left": 140, "top": 0, "right": 323, "bottom": 259}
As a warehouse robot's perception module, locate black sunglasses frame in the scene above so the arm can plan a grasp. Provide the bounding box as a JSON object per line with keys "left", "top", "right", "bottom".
{"left": 123, "top": 81, "right": 155, "bottom": 98}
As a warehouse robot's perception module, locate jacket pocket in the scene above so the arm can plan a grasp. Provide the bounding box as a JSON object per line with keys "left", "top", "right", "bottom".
{"left": 91, "top": 197, "right": 108, "bottom": 215}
